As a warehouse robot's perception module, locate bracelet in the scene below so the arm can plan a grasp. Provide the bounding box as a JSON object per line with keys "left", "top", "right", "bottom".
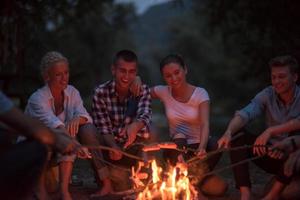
{"left": 290, "top": 138, "right": 297, "bottom": 152}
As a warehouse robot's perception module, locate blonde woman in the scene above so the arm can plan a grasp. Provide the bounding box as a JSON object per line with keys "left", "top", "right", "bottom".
{"left": 25, "top": 52, "right": 112, "bottom": 200}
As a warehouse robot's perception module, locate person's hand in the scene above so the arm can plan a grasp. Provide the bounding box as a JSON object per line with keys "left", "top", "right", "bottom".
{"left": 269, "top": 138, "right": 295, "bottom": 159}
{"left": 119, "top": 124, "right": 128, "bottom": 137}
{"left": 284, "top": 150, "right": 300, "bottom": 176}
{"left": 218, "top": 131, "right": 232, "bottom": 149}
{"left": 123, "top": 122, "right": 139, "bottom": 148}
{"left": 130, "top": 76, "right": 142, "bottom": 97}
{"left": 109, "top": 146, "right": 123, "bottom": 160}
{"left": 77, "top": 146, "right": 92, "bottom": 159}
{"left": 195, "top": 148, "right": 207, "bottom": 159}
{"left": 253, "top": 128, "right": 273, "bottom": 156}
{"left": 268, "top": 147, "right": 285, "bottom": 159}
{"left": 66, "top": 117, "right": 81, "bottom": 137}
{"left": 52, "top": 129, "right": 81, "bottom": 154}
{"left": 272, "top": 137, "right": 297, "bottom": 154}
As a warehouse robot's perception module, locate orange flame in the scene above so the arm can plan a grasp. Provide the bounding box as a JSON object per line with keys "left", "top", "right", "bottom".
{"left": 132, "top": 160, "right": 198, "bottom": 200}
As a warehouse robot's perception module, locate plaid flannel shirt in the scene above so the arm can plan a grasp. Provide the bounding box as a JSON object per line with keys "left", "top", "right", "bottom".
{"left": 92, "top": 80, "right": 152, "bottom": 144}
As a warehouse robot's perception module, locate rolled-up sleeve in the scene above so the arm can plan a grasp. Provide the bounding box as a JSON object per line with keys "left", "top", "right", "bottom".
{"left": 91, "top": 89, "right": 113, "bottom": 135}
{"left": 25, "top": 95, "right": 64, "bottom": 129}
{"left": 136, "top": 85, "right": 152, "bottom": 128}
{"left": 235, "top": 91, "right": 265, "bottom": 123}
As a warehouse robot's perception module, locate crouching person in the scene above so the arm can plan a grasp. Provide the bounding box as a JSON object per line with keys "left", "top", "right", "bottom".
{"left": 91, "top": 50, "right": 152, "bottom": 195}
{"left": 0, "top": 91, "right": 82, "bottom": 200}
{"left": 218, "top": 55, "right": 300, "bottom": 200}
{"left": 24, "top": 51, "right": 111, "bottom": 200}
{"left": 269, "top": 136, "right": 300, "bottom": 199}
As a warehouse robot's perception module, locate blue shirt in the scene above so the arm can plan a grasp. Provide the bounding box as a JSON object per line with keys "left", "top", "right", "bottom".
{"left": 236, "top": 85, "right": 300, "bottom": 138}
{"left": 0, "top": 91, "right": 14, "bottom": 114}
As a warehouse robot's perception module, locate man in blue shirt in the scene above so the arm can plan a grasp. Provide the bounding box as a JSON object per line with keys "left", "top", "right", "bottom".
{"left": 0, "top": 91, "right": 81, "bottom": 199}
{"left": 218, "top": 55, "right": 300, "bottom": 200}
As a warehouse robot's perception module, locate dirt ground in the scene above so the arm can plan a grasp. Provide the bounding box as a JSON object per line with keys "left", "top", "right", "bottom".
{"left": 47, "top": 154, "right": 273, "bottom": 200}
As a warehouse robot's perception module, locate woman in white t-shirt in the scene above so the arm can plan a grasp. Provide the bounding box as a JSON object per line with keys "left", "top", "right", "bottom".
{"left": 132, "top": 54, "right": 226, "bottom": 197}
{"left": 151, "top": 54, "right": 221, "bottom": 168}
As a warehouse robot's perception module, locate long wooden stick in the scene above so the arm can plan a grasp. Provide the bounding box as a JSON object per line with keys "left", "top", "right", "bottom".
{"left": 187, "top": 144, "right": 254, "bottom": 164}
{"left": 200, "top": 155, "right": 264, "bottom": 177}
{"left": 187, "top": 131, "right": 246, "bottom": 164}
{"left": 85, "top": 145, "right": 144, "bottom": 161}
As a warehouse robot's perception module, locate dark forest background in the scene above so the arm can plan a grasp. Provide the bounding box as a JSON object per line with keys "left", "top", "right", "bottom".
{"left": 1, "top": 0, "right": 300, "bottom": 134}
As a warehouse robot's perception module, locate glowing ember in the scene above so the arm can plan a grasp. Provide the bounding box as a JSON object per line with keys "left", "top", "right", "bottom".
{"left": 131, "top": 160, "right": 198, "bottom": 200}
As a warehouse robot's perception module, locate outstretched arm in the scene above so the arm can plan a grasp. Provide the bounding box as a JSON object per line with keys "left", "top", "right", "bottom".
{"left": 1, "top": 106, "right": 80, "bottom": 154}
{"left": 1, "top": 107, "right": 55, "bottom": 145}
{"left": 254, "top": 119, "right": 300, "bottom": 156}
{"left": 218, "top": 114, "right": 247, "bottom": 148}
{"left": 264, "top": 119, "right": 300, "bottom": 137}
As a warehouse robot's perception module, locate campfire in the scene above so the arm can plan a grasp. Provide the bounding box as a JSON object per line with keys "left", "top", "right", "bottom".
{"left": 131, "top": 160, "right": 198, "bottom": 200}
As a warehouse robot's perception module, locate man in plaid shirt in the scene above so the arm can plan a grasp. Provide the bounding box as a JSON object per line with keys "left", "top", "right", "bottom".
{"left": 91, "top": 50, "right": 152, "bottom": 192}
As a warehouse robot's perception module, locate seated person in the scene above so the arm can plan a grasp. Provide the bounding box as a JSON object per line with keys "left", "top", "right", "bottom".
{"left": 270, "top": 136, "right": 300, "bottom": 199}
{"left": 0, "top": 91, "right": 81, "bottom": 200}
{"left": 218, "top": 55, "right": 300, "bottom": 200}
{"left": 91, "top": 49, "right": 152, "bottom": 193}
{"left": 23, "top": 51, "right": 111, "bottom": 200}
{"left": 134, "top": 54, "right": 227, "bottom": 197}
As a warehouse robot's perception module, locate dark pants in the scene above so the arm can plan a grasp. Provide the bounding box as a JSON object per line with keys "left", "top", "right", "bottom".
{"left": 163, "top": 137, "right": 222, "bottom": 170}
{"left": 99, "top": 136, "right": 147, "bottom": 191}
{"left": 230, "top": 131, "right": 292, "bottom": 188}
{"left": 0, "top": 134, "right": 47, "bottom": 200}
{"left": 77, "top": 123, "right": 108, "bottom": 181}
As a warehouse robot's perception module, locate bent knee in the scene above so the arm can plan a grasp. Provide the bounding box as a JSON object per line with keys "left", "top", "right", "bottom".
{"left": 200, "top": 174, "right": 228, "bottom": 197}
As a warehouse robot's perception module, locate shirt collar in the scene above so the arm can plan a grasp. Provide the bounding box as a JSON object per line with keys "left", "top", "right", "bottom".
{"left": 109, "top": 80, "right": 133, "bottom": 98}
{"left": 274, "top": 84, "right": 299, "bottom": 105}
{"left": 44, "top": 84, "right": 70, "bottom": 100}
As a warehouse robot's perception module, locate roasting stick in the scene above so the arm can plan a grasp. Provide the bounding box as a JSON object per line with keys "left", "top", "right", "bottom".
{"left": 187, "top": 144, "right": 255, "bottom": 164}
{"left": 86, "top": 145, "right": 144, "bottom": 161}
{"left": 199, "top": 155, "right": 264, "bottom": 178}
{"left": 85, "top": 132, "right": 272, "bottom": 167}
{"left": 85, "top": 132, "right": 246, "bottom": 163}
{"left": 187, "top": 131, "right": 246, "bottom": 164}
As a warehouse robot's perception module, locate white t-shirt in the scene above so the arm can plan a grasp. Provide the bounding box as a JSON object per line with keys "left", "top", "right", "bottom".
{"left": 154, "top": 85, "right": 210, "bottom": 144}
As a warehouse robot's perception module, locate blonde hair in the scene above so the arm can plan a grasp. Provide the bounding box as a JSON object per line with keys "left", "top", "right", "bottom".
{"left": 40, "top": 51, "right": 68, "bottom": 76}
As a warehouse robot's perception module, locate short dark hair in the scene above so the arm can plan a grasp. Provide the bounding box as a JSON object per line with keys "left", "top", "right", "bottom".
{"left": 113, "top": 49, "right": 138, "bottom": 65}
{"left": 159, "top": 54, "right": 186, "bottom": 73}
{"left": 269, "top": 55, "right": 299, "bottom": 74}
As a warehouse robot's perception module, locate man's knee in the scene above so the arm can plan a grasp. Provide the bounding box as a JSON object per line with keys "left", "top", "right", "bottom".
{"left": 109, "top": 167, "right": 131, "bottom": 191}
{"left": 200, "top": 174, "right": 228, "bottom": 197}
{"left": 78, "top": 123, "right": 98, "bottom": 144}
